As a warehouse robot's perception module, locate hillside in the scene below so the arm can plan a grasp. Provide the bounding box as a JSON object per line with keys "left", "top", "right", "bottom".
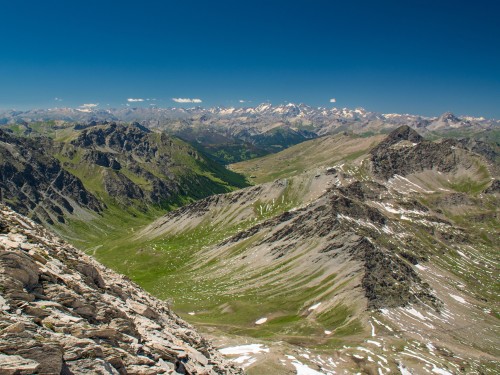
{"left": 229, "top": 133, "right": 385, "bottom": 184}
{"left": 79, "top": 126, "right": 499, "bottom": 374}
{"left": 0, "top": 204, "right": 242, "bottom": 374}
{"left": 0, "top": 123, "right": 247, "bottom": 243}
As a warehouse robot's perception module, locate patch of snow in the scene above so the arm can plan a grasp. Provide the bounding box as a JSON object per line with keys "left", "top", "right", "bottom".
{"left": 379, "top": 203, "right": 401, "bottom": 214}
{"left": 415, "top": 264, "right": 427, "bottom": 271}
{"left": 290, "top": 359, "right": 325, "bottom": 375}
{"left": 398, "top": 363, "right": 412, "bottom": 375}
{"left": 324, "top": 330, "right": 332, "bottom": 335}
{"left": 381, "top": 225, "right": 394, "bottom": 234}
{"left": 188, "top": 312, "right": 195, "bottom": 316}
{"left": 372, "top": 316, "right": 393, "bottom": 332}
{"left": 449, "top": 294, "right": 467, "bottom": 304}
{"left": 219, "top": 344, "right": 270, "bottom": 355}
{"left": 404, "top": 307, "right": 427, "bottom": 320}
{"left": 232, "top": 355, "right": 252, "bottom": 364}
{"left": 255, "top": 317, "right": 268, "bottom": 325}
{"left": 356, "top": 347, "right": 375, "bottom": 355}
{"left": 366, "top": 340, "right": 381, "bottom": 347}
{"left": 432, "top": 366, "right": 453, "bottom": 375}
{"left": 308, "top": 302, "right": 322, "bottom": 311}
{"left": 369, "top": 321, "right": 376, "bottom": 337}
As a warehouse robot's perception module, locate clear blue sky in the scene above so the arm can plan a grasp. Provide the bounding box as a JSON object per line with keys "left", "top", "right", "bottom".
{"left": 1, "top": 0, "right": 499, "bottom": 117}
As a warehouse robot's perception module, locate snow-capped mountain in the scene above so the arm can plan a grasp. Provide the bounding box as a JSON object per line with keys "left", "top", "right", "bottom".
{"left": 0, "top": 104, "right": 497, "bottom": 153}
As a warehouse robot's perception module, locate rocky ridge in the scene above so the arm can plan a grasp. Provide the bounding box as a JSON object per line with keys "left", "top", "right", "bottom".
{"left": 0, "top": 204, "right": 242, "bottom": 374}
{"left": 370, "top": 125, "right": 498, "bottom": 180}
{"left": 0, "top": 129, "right": 104, "bottom": 225}
{"left": 0, "top": 123, "right": 247, "bottom": 228}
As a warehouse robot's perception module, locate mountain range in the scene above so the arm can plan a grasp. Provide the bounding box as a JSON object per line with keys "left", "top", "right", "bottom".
{"left": 0, "top": 112, "right": 498, "bottom": 374}
{"left": 1, "top": 105, "right": 496, "bottom": 130}
{"left": 1, "top": 105, "right": 498, "bottom": 164}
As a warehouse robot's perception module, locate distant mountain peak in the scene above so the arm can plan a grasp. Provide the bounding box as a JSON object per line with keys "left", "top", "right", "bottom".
{"left": 438, "top": 112, "right": 461, "bottom": 123}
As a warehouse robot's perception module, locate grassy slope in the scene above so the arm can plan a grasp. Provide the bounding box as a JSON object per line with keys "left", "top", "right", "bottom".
{"left": 229, "top": 133, "right": 385, "bottom": 184}
{"left": 76, "top": 174, "right": 367, "bottom": 349}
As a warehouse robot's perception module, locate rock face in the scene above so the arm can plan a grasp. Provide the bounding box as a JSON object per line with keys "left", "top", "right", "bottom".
{"left": 370, "top": 125, "right": 498, "bottom": 180}
{"left": 0, "top": 204, "right": 242, "bottom": 375}
{"left": 0, "top": 130, "right": 104, "bottom": 225}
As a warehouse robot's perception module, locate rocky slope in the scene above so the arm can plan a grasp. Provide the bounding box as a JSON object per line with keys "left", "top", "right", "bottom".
{"left": 63, "top": 122, "right": 247, "bottom": 205}
{"left": 0, "top": 129, "right": 104, "bottom": 225}
{"left": 370, "top": 125, "right": 498, "bottom": 180}
{"left": 0, "top": 204, "right": 243, "bottom": 374}
{"left": 0, "top": 123, "right": 247, "bottom": 230}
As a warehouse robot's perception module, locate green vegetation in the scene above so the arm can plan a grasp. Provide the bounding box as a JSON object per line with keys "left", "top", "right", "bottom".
{"left": 61, "top": 164, "right": 369, "bottom": 348}
{"left": 230, "top": 133, "right": 384, "bottom": 183}
{"left": 6, "top": 122, "right": 498, "bottom": 358}
{"left": 4, "top": 121, "right": 78, "bottom": 141}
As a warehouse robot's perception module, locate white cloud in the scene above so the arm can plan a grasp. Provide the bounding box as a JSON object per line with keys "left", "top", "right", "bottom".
{"left": 330, "top": 98, "right": 336, "bottom": 103}
{"left": 80, "top": 103, "right": 99, "bottom": 108}
{"left": 76, "top": 103, "right": 99, "bottom": 112}
{"left": 172, "top": 98, "right": 202, "bottom": 103}
{"left": 127, "top": 98, "right": 144, "bottom": 102}
{"left": 239, "top": 100, "right": 246, "bottom": 103}
{"left": 54, "top": 97, "right": 63, "bottom": 102}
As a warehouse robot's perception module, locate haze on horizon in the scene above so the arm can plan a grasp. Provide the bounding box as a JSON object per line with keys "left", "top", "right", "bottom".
{"left": 0, "top": 0, "right": 499, "bottom": 118}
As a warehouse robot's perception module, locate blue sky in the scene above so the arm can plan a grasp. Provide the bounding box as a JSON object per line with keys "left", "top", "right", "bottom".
{"left": 1, "top": 0, "right": 499, "bottom": 117}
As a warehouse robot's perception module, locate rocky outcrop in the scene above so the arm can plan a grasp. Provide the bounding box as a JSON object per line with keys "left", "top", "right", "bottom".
{"left": 484, "top": 179, "right": 500, "bottom": 194}
{"left": 0, "top": 130, "right": 104, "bottom": 225}
{"left": 82, "top": 150, "right": 122, "bottom": 170}
{"left": 370, "top": 125, "right": 495, "bottom": 180}
{"left": 72, "top": 123, "right": 153, "bottom": 153}
{"left": 0, "top": 205, "right": 242, "bottom": 374}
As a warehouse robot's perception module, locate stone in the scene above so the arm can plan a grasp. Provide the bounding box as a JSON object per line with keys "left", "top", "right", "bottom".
{"left": 127, "top": 300, "right": 159, "bottom": 320}
{"left": 0, "top": 322, "right": 24, "bottom": 334}
{"left": 65, "top": 358, "right": 120, "bottom": 374}
{"left": 0, "top": 354, "right": 40, "bottom": 375}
